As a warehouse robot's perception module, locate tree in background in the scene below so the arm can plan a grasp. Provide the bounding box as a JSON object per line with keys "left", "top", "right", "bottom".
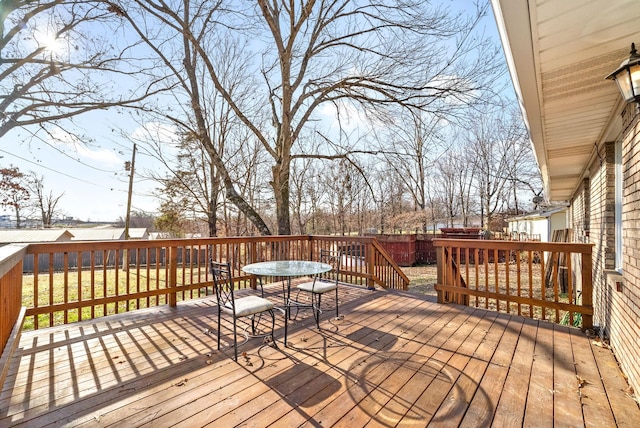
{"left": 116, "top": 210, "right": 155, "bottom": 230}
{"left": 154, "top": 201, "right": 187, "bottom": 238}
{"left": 0, "top": 166, "right": 29, "bottom": 228}
{"left": 28, "top": 173, "right": 64, "bottom": 227}
{"left": 433, "top": 141, "right": 477, "bottom": 228}
{"left": 378, "top": 110, "right": 444, "bottom": 232}
{"left": 112, "top": 0, "right": 503, "bottom": 235}
{"left": 465, "top": 105, "right": 535, "bottom": 230}
{"left": 149, "top": 136, "right": 222, "bottom": 237}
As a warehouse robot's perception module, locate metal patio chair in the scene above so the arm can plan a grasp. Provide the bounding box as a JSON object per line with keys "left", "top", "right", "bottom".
{"left": 295, "top": 249, "right": 342, "bottom": 328}
{"left": 211, "top": 260, "right": 277, "bottom": 361}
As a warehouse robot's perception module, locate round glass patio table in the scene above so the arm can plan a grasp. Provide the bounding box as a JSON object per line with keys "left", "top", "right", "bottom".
{"left": 242, "top": 260, "right": 332, "bottom": 345}
{"left": 242, "top": 260, "right": 332, "bottom": 278}
{"left": 242, "top": 260, "right": 332, "bottom": 305}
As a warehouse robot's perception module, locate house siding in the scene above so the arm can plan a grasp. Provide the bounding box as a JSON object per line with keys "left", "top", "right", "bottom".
{"left": 574, "top": 113, "right": 640, "bottom": 396}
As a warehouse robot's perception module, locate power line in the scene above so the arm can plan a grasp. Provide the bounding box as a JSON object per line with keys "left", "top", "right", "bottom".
{"left": 1, "top": 111, "right": 121, "bottom": 174}
{"left": 0, "top": 147, "right": 106, "bottom": 187}
{"left": 0, "top": 147, "right": 156, "bottom": 200}
{"left": 31, "top": 139, "right": 117, "bottom": 173}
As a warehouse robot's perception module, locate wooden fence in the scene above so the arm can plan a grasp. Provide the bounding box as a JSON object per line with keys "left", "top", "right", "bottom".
{"left": 433, "top": 238, "right": 593, "bottom": 330}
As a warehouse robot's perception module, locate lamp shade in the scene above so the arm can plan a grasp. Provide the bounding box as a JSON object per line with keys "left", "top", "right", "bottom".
{"left": 606, "top": 43, "right": 640, "bottom": 104}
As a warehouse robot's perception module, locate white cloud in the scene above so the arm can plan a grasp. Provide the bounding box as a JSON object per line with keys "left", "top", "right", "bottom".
{"left": 129, "top": 122, "right": 181, "bottom": 159}
{"left": 48, "top": 128, "right": 122, "bottom": 166}
{"left": 319, "top": 100, "right": 382, "bottom": 132}
{"left": 130, "top": 122, "right": 179, "bottom": 145}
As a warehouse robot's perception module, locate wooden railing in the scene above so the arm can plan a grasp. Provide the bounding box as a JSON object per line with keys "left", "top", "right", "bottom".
{"left": 7, "top": 235, "right": 407, "bottom": 332}
{"left": 0, "top": 244, "right": 28, "bottom": 388}
{"left": 433, "top": 238, "right": 593, "bottom": 330}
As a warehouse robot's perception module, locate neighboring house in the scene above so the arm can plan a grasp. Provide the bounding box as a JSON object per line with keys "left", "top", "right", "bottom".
{"left": 128, "top": 228, "right": 149, "bottom": 240}
{"left": 68, "top": 228, "right": 149, "bottom": 241}
{"left": 0, "top": 229, "right": 75, "bottom": 273}
{"left": 492, "top": 0, "right": 640, "bottom": 395}
{"left": 0, "top": 228, "right": 150, "bottom": 272}
{"left": 507, "top": 206, "right": 567, "bottom": 242}
{"left": 0, "top": 229, "right": 74, "bottom": 246}
{"left": 149, "top": 231, "right": 176, "bottom": 240}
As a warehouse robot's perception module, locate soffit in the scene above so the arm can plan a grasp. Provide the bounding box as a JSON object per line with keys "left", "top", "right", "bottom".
{"left": 491, "top": 0, "right": 640, "bottom": 201}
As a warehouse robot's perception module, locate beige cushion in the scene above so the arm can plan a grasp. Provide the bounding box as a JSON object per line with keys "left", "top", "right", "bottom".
{"left": 224, "top": 295, "right": 274, "bottom": 317}
{"left": 298, "top": 280, "right": 337, "bottom": 294}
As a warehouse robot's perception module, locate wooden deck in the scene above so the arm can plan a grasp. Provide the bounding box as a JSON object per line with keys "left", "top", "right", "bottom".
{"left": 1, "top": 283, "right": 638, "bottom": 427}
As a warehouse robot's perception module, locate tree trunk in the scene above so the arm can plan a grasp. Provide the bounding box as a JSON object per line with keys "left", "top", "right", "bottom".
{"left": 207, "top": 162, "right": 219, "bottom": 237}
{"left": 272, "top": 150, "right": 292, "bottom": 235}
{"left": 14, "top": 207, "right": 21, "bottom": 229}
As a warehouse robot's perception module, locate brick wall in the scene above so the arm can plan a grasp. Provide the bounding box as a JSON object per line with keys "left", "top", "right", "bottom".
{"left": 574, "top": 110, "right": 640, "bottom": 396}
{"left": 570, "top": 178, "right": 589, "bottom": 244}
{"left": 578, "top": 143, "right": 616, "bottom": 332}
{"left": 616, "top": 114, "right": 640, "bottom": 395}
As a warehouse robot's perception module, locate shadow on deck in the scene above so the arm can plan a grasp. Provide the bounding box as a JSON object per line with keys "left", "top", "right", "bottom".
{"left": 1, "top": 283, "right": 638, "bottom": 427}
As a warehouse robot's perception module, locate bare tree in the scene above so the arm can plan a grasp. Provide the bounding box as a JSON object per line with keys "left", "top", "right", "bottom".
{"left": 113, "top": 0, "right": 503, "bottom": 235}
{"left": 436, "top": 155, "right": 461, "bottom": 227}
{"left": 28, "top": 173, "right": 65, "bottom": 227}
{"left": 466, "top": 106, "right": 533, "bottom": 229}
{"left": 0, "top": 166, "right": 29, "bottom": 227}
{"left": 432, "top": 142, "right": 477, "bottom": 228}
{"left": 116, "top": 210, "right": 155, "bottom": 229}
{"left": 0, "top": 1, "right": 158, "bottom": 143}
{"left": 112, "top": 3, "right": 273, "bottom": 235}
{"left": 377, "top": 110, "right": 445, "bottom": 232}
{"left": 424, "top": 177, "right": 447, "bottom": 234}
{"left": 290, "top": 157, "right": 318, "bottom": 234}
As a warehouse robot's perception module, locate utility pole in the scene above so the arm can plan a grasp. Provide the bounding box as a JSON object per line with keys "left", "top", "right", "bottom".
{"left": 124, "top": 143, "right": 137, "bottom": 240}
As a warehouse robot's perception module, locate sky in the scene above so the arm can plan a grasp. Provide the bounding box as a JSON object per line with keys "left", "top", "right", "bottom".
{"left": 0, "top": 1, "right": 505, "bottom": 225}
{"left": 2, "top": 112, "right": 163, "bottom": 222}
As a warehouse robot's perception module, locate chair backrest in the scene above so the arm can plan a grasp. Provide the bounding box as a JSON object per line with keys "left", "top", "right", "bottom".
{"left": 320, "top": 249, "right": 342, "bottom": 282}
{"left": 210, "top": 260, "right": 235, "bottom": 313}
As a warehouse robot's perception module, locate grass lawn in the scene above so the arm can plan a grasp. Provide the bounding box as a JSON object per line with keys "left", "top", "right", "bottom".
{"left": 402, "top": 265, "right": 438, "bottom": 297}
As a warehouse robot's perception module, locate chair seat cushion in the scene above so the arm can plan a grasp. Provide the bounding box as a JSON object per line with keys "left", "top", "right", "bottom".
{"left": 297, "top": 280, "right": 337, "bottom": 294}
{"left": 225, "top": 295, "right": 274, "bottom": 317}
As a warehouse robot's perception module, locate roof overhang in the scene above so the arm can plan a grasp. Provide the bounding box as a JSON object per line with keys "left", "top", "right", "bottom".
{"left": 490, "top": 0, "right": 639, "bottom": 201}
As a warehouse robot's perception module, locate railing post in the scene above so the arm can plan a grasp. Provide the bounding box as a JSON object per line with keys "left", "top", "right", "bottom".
{"left": 367, "top": 242, "right": 375, "bottom": 290}
{"left": 248, "top": 241, "right": 257, "bottom": 290}
{"left": 581, "top": 250, "right": 593, "bottom": 331}
{"left": 168, "top": 246, "right": 178, "bottom": 307}
{"left": 436, "top": 245, "right": 444, "bottom": 303}
{"left": 308, "top": 235, "right": 314, "bottom": 261}
{"left": 250, "top": 241, "right": 256, "bottom": 263}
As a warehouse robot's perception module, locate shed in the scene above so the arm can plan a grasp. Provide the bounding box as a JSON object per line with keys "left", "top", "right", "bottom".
{"left": 67, "top": 228, "right": 149, "bottom": 241}
{"left": 507, "top": 207, "right": 567, "bottom": 242}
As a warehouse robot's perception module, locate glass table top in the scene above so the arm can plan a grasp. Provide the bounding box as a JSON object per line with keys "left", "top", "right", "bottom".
{"left": 242, "top": 260, "right": 332, "bottom": 277}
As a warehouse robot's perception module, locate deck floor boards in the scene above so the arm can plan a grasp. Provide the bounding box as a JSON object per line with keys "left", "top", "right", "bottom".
{"left": 1, "top": 283, "right": 638, "bottom": 427}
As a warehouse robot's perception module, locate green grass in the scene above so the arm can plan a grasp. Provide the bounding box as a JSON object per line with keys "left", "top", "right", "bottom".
{"left": 20, "top": 267, "right": 222, "bottom": 330}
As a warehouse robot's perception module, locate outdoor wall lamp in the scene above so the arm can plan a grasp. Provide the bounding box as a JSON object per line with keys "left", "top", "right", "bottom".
{"left": 606, "top": 43, "right": 640, "bottom": 106}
